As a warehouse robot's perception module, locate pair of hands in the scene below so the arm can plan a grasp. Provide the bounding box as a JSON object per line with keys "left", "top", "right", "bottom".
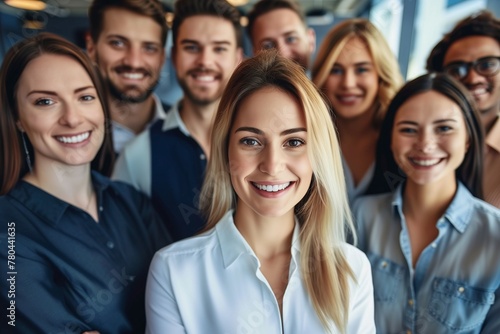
{"left": 83, "top": 331, "right": 100, "bottom": 334}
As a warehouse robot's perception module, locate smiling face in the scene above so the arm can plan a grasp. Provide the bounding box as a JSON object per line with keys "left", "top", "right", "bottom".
{"left": 173, "top": 15, "right": 242, "bottom": 106}
{"left": 323, "top": 37, "right": 379, "bottom": 121}
{"left": 15, "top": 54, "right": 105, "bottom": 170}
{"left": 251, "top": 8, "right": 315, "bottom": 70}
{"left": 86, "top": 7, "right": 165, "bottom": 103}
{"left": 391, "top": 90, "right": 469, "bottom": 190}
{"left": 443, "top": 36, "right": 500, "bottom": 117}
{"left": 228, "top": 86, "right": 313, "bottom": 220}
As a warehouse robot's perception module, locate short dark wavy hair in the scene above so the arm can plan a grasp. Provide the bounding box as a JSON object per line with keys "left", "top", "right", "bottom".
{"left": 172, "top": 0, "right": 243, "bottom": 48}
{"left": 426, "top": 10, "right": 500, "bottom": 72}
{"left": 88, "top": 0, "right": 168, "bottom": 47}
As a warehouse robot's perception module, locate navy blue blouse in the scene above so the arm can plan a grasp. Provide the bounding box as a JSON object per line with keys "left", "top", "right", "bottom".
{"left": 0, "top": 172, "right": 172, "bottom": 334}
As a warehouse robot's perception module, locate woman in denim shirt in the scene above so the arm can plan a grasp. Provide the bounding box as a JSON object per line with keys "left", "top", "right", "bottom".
{"left": 353, "top": 73, "right": 500, "bottom": 333}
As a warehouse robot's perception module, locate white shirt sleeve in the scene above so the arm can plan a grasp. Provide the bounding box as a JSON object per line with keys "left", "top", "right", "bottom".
{"left": 145, "top": 252, "right": 187, "bottom": 334}
{"left": 346, "top": 245, "right": 376, "bottom": 333}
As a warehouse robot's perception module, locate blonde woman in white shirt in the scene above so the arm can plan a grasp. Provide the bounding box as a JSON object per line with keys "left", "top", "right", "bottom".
{"left": 145, "top": 50, "right": 375, "bottom": 334}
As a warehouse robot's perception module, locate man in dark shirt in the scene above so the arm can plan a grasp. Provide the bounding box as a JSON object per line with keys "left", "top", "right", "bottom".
{"left": 113, "top": 0, "right": 243, "bottom": 241}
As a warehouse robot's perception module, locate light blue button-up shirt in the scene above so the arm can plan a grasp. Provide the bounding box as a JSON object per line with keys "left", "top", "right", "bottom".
{"left": 353, "top": 182, "right": 500, "bottom": 334}
{"left": 146, "top": 210, "right": 375, "bottom": 334}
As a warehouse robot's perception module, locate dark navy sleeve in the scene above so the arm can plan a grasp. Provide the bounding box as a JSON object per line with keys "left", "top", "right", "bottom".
{"left": 0, "top": 201, "right": 92, "bottom": 334}
{"left": 0, "top": 174, "right": 173, "bottom": 334}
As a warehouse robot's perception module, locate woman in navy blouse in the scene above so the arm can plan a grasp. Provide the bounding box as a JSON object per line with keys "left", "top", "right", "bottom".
{"left": 0, "top": 33, "right": 171, "bottom": 333}
{"left": 354, "top": 73, "right": 500, "bottom": 333}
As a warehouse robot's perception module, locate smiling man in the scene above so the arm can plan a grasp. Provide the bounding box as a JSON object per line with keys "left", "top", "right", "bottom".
{"left": 247, "top": 0, "right": 315, "bottom": 71}
{"left": 113, "top": 0, "right": 243, "bottom": 241}
{"left": 427, "top": 11, "right": 500, "bottom": 207}
{"left": 86, "top": 0, "right": 168, "bottom": 154}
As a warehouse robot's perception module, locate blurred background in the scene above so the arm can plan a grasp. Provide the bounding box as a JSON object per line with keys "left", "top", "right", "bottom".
{"left": 1, "top": 0, "right": 499, "bottom": 106}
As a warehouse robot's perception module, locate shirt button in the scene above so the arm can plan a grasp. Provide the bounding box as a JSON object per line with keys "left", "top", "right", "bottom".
{"left": 458, "top": 286, "right": 465, "bottom": 293}
{"left": 381, "top": 261, "right": 388, "bottom": 268}
{"left": 431, "top": 243, "right": 437, "bottom": 248}
{"left": 408, "top": 299, "right": 414, "bottom": 306}
{"left": 200, "top": 154, "right": 206, "bottom": 160}
{"left": 106, "top": 241, "right": 115, "bottom": 249}
{"left": 99, "top": 206, "right": 103, "bottom": 212}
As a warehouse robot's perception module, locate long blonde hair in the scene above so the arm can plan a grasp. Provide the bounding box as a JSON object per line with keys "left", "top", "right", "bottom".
{"left": 312, "top": 18, "right": 403, "bottom": 128}
{"left": 200, "top": 50, "right": 356, "bottom": 333}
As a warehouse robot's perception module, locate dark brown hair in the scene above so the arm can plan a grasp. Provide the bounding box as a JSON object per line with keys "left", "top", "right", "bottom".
{"left": 247, "top": 0, "right": 306, "bottom": 41}
{"left": 426, "top": 10, "right": 500, "bottom": 72}
{"left": 367, "top": 73, "right": 484, "bottom": 198}
{"left": 172, "top": 0, "right": 243, "bottom": 48}
{"left": 88, "top": 0, "right": 168, "bottom": 46}
{"left": 0, "top": 32, "right": 115, "bottom": 195}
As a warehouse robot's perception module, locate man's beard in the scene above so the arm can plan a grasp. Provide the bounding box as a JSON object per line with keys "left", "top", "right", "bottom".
{"left": 177, "top": 77, "right": 221, "bottom": 107}
{"left": 106, "top": 77, "right": 159, "bottom": 104}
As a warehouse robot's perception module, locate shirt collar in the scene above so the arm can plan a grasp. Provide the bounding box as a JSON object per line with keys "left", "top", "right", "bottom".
{"left": 161, "top": 100, "right": 190, "bottom": 137}
{"left": 216, "top": 210, "right": 301, "bottom": 269}
{"left": 486, "top": 116, "right": 500, "bottom": 153}
{"left": 152, "top": 94, "right": 168, "bottom": 121}
{"left": 391, "top": 181, "right": 474, "bottom": 233}
{"left": 8, "top": 171, "right": 111, "bottom": 227}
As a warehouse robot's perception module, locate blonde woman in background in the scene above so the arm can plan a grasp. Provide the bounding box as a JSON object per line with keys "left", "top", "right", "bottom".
{"left": 145, "top": 51, "right": 375, "bottom": 333}
{"left": 312, "top": 18, "right": 403, "bottom": 203}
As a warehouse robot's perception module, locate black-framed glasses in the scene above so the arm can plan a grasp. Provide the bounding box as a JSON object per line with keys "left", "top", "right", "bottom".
{"left": 444, "top": 56, "right": 500, "bottom": 79}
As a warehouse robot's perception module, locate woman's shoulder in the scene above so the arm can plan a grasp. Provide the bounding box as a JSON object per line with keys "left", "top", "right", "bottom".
{"left": 155, "top": 227, "right": 219, "bottom": 260}
{"left": 340, "top": 243, "right": 371, "bottom": 273}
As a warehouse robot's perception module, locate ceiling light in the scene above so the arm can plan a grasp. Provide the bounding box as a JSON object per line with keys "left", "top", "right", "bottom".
{"left": 5, "top": 0, "right": 46, "bottom": 11}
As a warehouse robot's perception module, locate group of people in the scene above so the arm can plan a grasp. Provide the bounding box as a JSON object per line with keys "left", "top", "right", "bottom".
{"left": 0, "top": 0, "right": 499, "bottom": 333}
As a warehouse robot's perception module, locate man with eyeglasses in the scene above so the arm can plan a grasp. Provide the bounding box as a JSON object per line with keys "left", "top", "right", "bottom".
{"left": 427, "top": 10, "right": 500, "bottom": 208}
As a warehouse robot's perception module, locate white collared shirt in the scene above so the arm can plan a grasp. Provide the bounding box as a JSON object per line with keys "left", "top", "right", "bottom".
{"left": 112, "top": 95, "right": 168, "bottom": 154}
{"left": 145, "top": 210, "right": 375, "bottom": 334}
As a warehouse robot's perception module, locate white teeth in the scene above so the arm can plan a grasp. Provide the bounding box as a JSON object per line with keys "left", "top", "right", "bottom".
{"left": 254, "top": 182, "right": 291, "bottom": 192}
{"left": 411, "top": 158, "right": 440, "bottom": 166}
{"left": 56, "top": 132, "right": 90, "bottom": 144}
{"left": 123, "top": 73, "right": 144, "bottom": 80}
{"left": 471, "top": 88, "right": 487, "bottom": 97}
{"left": 195, "top": 75, "right": 215, "bottom": 82}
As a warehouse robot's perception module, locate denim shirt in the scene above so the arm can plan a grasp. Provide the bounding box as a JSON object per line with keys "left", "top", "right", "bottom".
{"left": 353, "top": 182, "right": 500, "bottom": 334}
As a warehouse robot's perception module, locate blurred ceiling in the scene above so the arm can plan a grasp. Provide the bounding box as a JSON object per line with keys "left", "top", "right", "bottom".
{"left": 0, "top": 0, "right": 369, "bottom": 19}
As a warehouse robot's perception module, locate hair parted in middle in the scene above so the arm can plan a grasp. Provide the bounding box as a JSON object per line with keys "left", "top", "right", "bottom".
{"left": 199, "top": 49, "right": 356, "bottom": 334}
{"left": 0, "top": 32, "right": 115, "bottom": 195}
{"left": 172, "top": 0, "right": 243, "bottom": 48}
{"left": 366, "top": 72, "right": 484, "bottom": 197}
{"left": 312, "top": 18, "right": 403, "bottom": 128}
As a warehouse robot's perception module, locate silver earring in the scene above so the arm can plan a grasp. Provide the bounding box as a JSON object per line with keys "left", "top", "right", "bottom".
{"left": 21, "top": 132, "right": 33, "bottom": 173}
